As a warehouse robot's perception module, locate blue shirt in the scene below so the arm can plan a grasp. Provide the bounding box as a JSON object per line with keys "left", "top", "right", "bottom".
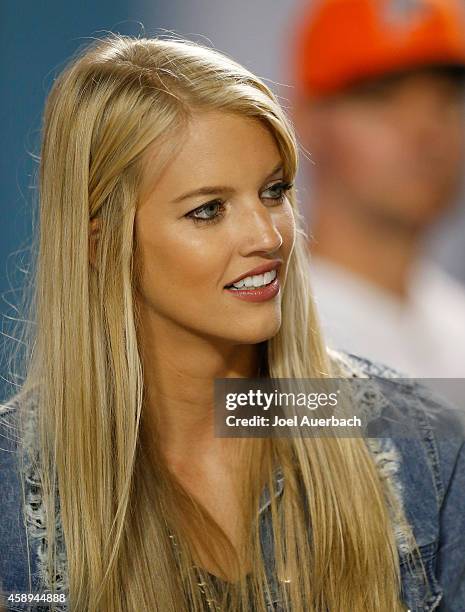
{"left": 1, "top": 350, "right": 465, "bottom": 611}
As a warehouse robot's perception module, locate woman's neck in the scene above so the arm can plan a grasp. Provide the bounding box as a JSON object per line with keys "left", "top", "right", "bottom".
{"left": 137, "top": 311, "right": 261, "bottom": 465}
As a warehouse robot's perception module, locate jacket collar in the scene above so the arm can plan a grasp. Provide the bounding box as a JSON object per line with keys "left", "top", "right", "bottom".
{"left": 258, "top": 465, "right": 285, "bottom": 514}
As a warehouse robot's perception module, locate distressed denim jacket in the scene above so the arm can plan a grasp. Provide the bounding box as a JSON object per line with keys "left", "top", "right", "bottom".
{"left": 1, "top": 350, "right": 465, "bottom": 611}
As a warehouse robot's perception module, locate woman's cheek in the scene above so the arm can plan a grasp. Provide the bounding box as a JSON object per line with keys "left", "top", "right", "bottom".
{"left": 167, "top": 231, "right": 225, "bottom": 290}
{"left": 278, "top": 203, "right": 296, "bottom": 254}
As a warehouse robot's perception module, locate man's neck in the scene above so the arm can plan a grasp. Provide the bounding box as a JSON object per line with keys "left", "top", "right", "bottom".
{"left": 308, "top": 201, "right": 422, "bottom": 300}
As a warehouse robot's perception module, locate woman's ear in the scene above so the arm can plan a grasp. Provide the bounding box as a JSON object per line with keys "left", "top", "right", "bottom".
{"left": 89, "top": 217, "right": 101, "bottom": 269}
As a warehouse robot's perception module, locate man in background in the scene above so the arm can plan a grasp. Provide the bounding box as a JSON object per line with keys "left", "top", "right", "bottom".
{"left": 289, "top": 0, "right": 465, "bottom": 379}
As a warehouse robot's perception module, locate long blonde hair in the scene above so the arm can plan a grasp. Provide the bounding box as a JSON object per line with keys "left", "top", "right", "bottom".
{"left": 7, "top": 34, "right": 411, "bottom": 611}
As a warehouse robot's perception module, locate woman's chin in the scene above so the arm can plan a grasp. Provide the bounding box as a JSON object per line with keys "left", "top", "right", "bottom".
{"left": 225, "top": 318, "right": 282, "bottom": 345}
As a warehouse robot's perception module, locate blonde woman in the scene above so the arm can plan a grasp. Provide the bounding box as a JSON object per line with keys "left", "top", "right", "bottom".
{"left": 0, "top": 34, "right": 464, "bottom": 612}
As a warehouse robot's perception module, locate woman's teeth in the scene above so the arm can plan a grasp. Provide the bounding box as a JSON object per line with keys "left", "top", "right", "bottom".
{"left": 228, "top": 268, "right": 277, "bottom": 290}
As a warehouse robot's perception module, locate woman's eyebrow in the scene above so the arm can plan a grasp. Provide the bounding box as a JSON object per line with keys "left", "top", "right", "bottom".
{"left": 170, "top": 162, "right": 284, "bottom": 204}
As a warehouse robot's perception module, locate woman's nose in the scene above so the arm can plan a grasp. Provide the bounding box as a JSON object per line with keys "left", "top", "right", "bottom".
{"left": 237, "top": 202, "right": 283, "bottom": 256}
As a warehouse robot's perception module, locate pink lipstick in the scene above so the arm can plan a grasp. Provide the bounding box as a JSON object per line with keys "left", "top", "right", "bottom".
{"left": 224, "top": 260, "right": 282, "bottom": 302}
{"left": 224, "top": 277, "right": 280, "bottom": 302}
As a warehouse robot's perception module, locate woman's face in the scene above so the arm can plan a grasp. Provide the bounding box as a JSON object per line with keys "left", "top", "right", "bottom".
{"left": 134, "top": 110, "right": 296, "bottom": 346}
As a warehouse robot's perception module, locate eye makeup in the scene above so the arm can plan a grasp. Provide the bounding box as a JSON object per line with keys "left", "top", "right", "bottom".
{"left": 185, "top": 180, "right": 293, "bottom": 225}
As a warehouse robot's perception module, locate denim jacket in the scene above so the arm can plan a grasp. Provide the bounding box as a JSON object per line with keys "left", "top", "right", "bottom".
{"left": 1, "top": 349, "right": 465, "bottom": 611}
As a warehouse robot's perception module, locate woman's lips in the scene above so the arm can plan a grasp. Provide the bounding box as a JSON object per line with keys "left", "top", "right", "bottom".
{"left": 225, "top": 260, "right": 282, "bottom": 286}
{"left": 224, "top": 277, "right": 280, "bottom": 302}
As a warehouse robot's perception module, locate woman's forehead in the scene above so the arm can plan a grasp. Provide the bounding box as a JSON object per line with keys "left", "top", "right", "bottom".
{"left": 140, "top": 111, "right": 284, "bottom": 198}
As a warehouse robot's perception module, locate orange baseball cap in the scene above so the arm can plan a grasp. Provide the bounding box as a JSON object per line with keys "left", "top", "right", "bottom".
{"left": 290, "top": 0, "right": 465, "bottom": 97}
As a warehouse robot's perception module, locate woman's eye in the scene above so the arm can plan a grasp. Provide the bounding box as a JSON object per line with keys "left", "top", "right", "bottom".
{"left": 185, "top": 182, "right": 293, "bottom": 226}
{"left": 262, "top": 181, "right": 293, "bottom": 202}
{"left": 186, "top": 200, "right": 225, "bottom": 225}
